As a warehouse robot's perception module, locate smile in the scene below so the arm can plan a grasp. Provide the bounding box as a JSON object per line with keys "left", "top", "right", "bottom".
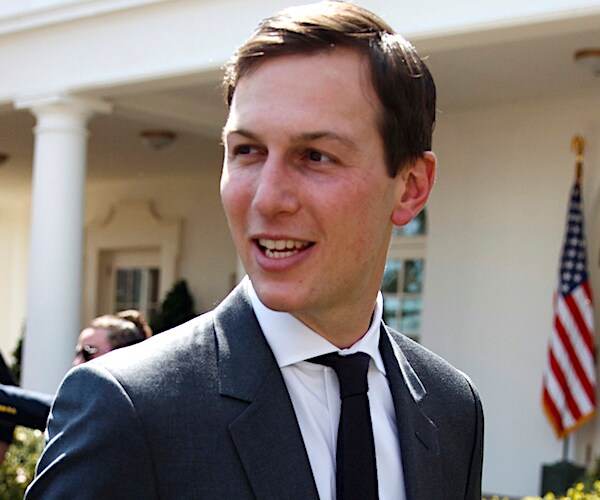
{"left": 257, "top": 238, "right": 313, "bottom": 259}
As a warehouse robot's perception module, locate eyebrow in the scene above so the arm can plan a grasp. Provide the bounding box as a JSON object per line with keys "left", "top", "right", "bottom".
{"left": 292, "top": 131, "right": 357, "bottom": 151}
{"left": 221, "top": 127, "right": 260, "bottom": 144}
{"left": 222, "top": 128, "right": 358, "bottom": 151}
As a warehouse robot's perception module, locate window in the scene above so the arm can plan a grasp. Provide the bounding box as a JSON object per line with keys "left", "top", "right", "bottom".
{"left": 97, "top": 248, "right": 161, "bottom": 319}
{"left": 84, "top": 201, "right": 181, "bottom": 326}
{"left": 114, "top": 267, "right": 160, "bottom": 319}
{"left": 382, "top": 210, "right": 427, "bottom": 341}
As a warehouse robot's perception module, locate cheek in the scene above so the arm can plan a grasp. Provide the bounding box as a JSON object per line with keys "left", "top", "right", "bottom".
{"left": 346, "top": 180, "right": 393, "bottom": 225}
{"left": 221, "top": 174, "right": 249, "bottom": 225}
{"left": 326, "top": 185, "right": 378, "bottom": 252}
{"left": 346, "top": 187, "right": 394, "bottom": 250}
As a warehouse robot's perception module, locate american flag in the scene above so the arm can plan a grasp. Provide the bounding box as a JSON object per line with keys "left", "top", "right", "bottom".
{"left": 543, "top": 179, "right": 596, "bottom": 438}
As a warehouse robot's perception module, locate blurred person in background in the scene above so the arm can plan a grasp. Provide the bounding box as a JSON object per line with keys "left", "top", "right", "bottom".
{"left": 73, "top": 311, "right": 152, "bottom": 366}
{"left": 0, "top": 310, "right": 151, "bottom": 463}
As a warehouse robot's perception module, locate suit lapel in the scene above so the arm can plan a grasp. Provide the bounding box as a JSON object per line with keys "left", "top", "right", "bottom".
{"left": 379, "top": 325, "right": 443, "bottom": 500}
{"left": 213, "top": 285, "right": 318, "bottom": 499}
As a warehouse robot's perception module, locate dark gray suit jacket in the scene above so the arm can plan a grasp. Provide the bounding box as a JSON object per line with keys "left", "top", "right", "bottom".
{"left": 26, "top": 284, "right": 483, "bottom": 499}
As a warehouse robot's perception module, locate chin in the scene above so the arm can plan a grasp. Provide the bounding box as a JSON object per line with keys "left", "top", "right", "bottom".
{"left": 252, "top": 281, "right": 307, "bottom": 313}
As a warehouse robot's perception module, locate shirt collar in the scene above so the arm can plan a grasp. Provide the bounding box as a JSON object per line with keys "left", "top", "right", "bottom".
{"left": 245, "top": 276, "right": 386, "bottom": 374}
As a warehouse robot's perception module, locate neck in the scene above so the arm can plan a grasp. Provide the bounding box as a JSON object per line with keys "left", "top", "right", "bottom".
{"left": 292, "top": 299, "right": 378, "bottom": 349}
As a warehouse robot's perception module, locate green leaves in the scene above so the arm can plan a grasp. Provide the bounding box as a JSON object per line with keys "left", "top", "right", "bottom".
{"left": 0, "top": 427, "right": 44, "bottom": 499}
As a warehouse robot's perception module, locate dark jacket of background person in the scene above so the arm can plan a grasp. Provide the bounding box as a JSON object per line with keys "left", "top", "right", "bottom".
{"left": 1, "top": 312, "right": 151, "bottom": 433}
{"left": 0, "top": 353, "right": 17, "bottom": 447}
{"left": 0, "top": 385, "right": 53, "bottom": 431}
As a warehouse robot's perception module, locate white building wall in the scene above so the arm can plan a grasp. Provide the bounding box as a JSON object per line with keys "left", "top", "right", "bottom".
{"left": 0, "top": 200, "right": 29, "bottom": 360}
{"left": 84, "top": 164, "right": 236, "bottom": 317}
{"left": 0, "top": 155, "right": 236, "bottom": 373}
{"left": 421, "top": 90, "right": 600, "bottom": 497}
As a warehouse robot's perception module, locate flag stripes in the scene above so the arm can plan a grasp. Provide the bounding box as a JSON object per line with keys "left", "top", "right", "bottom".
{"left": 543, "top": 182, "right": 596, "bottom": 438}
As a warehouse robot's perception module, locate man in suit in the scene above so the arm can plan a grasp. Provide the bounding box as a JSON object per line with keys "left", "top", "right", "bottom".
{"left": 26, "top": 2, "right": 483, "bottom": 498}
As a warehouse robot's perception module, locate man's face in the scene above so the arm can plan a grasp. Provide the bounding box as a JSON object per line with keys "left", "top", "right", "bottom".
{"left": 73, "top": 327, "right": 112, "bottom": 366}
{"left": 221, "top": 48, "right": 425, "bottom": 343}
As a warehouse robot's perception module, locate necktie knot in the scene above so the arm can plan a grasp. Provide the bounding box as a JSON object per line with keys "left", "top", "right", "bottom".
{"left": 309, "top": 352, "right": 370, "bottom": 400}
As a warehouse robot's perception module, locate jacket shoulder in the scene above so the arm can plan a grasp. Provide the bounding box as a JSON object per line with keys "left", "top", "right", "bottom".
{"left": 384, "top": 326, "right": 483, "bottom": 430}
{"left": 95, "top": 311, "right": 216, "bottom": 377}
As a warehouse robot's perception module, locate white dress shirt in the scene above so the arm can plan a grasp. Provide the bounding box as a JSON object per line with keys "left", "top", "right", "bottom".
{"left": 246, "top": 277, "right": 406, "bottom": 500}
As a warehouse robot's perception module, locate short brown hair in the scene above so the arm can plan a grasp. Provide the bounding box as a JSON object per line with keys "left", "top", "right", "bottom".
{"left": 90, "top": 315, "right": 146, "bottom": 350}
{"left": 116, "top": 309, "right": 153, "bottom": 339}
{"left": 223, "top": 0, "right": 436, "bottom": 177}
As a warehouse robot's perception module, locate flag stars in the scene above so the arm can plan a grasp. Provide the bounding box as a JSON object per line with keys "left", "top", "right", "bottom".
{"left": 558, "top": 184, "right": 589, "bottom": 295}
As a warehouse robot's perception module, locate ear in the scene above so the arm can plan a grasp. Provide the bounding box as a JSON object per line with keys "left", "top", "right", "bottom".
{"left": 391, "top": 152, "right": 436, "bottom": 227}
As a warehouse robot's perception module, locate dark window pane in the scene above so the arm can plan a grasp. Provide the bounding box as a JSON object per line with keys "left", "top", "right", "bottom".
{"left": 149, "top": 268, "right": 160, "bottom": 302}
{"left": 131, "top": 269, "right": 141, "bottom": 301}
{"left": 114, "top": 267, "right": 161, "bottom": 316}
{"left": 383, "top": 296, "right": 401, "bottom": 331}
{"left": 403, "top": 259, "right": 424, "bottom": 294}
{"left": 116, "top": 270, "right": 128, "bottom": 304}
{"left": 381, "top": 260, "right": 401, "bottom": 293}
{"left": 400, "top": 298, "right": 422, "bottom": 335}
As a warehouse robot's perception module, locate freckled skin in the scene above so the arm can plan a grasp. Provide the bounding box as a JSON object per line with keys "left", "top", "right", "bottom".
{"left": 221, "top": 48, "right": 435, "bottom": 347}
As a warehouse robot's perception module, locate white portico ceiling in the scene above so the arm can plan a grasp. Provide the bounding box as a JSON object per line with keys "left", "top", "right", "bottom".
{"left": 104, "top": 12, "right": 600, "bottom": 137}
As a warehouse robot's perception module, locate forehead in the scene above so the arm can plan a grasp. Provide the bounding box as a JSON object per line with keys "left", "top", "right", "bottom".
{"left": 78, "top": 327, "right": 109, "bottom": 345}
{"left": 225, "top": 47, "right": 381, "bottom": 135}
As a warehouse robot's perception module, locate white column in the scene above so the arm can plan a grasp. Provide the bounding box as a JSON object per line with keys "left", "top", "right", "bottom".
{"left": 15, "top": 95, "right": 111, "bottom": 393}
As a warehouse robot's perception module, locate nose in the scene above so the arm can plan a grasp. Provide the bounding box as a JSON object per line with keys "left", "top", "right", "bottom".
{"left": 252, "top": 155, "right": 300, "bottom": 218}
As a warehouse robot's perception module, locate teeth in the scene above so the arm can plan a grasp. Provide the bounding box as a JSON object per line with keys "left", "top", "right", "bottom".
{"left": 265, "top": 249, "right": 296, "bottom": 259}
{"left": 258, "top": 238, "right": 310, "bottom": 258}
{"left": 259, "top": 239, "right": 309, "bottom": 250}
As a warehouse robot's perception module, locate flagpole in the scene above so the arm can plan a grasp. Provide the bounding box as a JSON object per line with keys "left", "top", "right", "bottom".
{"left": 560, "top": 136, "right": 587, "bottom": 463}
{"left": 562, "top": 435, "right": 569, "bottom": 461}
{"left": 571, "top": 135, "right": 585, "bottom": 183}
{"left": 562, "top": 134, "right": 586, "bottom": 464}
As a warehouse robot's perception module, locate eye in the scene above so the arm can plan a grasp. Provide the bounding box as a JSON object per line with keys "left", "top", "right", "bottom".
{"left": 305, "top": 149, "right": 334, "bottom": 164}
{"left": 232, "top": 144, "right": 257, "bottom": 156}
{"left": 228, "top": 144, "right": 265, "bottom": 165}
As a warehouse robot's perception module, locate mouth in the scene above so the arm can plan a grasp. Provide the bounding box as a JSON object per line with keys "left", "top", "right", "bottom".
{"left": 257, "top": 238, "right": 314, "bottom": 259}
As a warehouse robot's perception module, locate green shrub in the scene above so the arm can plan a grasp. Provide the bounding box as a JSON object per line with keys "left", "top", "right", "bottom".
{"left": 150, "top": 279, "right": 197, "bottom": 334}
{"left": 0, "top": 427, "right": 44, "bottom": 499}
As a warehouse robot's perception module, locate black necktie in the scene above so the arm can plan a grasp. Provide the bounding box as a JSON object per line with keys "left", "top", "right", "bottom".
{"left": 309, "top": 352, "right": 378, "bottom": 500}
